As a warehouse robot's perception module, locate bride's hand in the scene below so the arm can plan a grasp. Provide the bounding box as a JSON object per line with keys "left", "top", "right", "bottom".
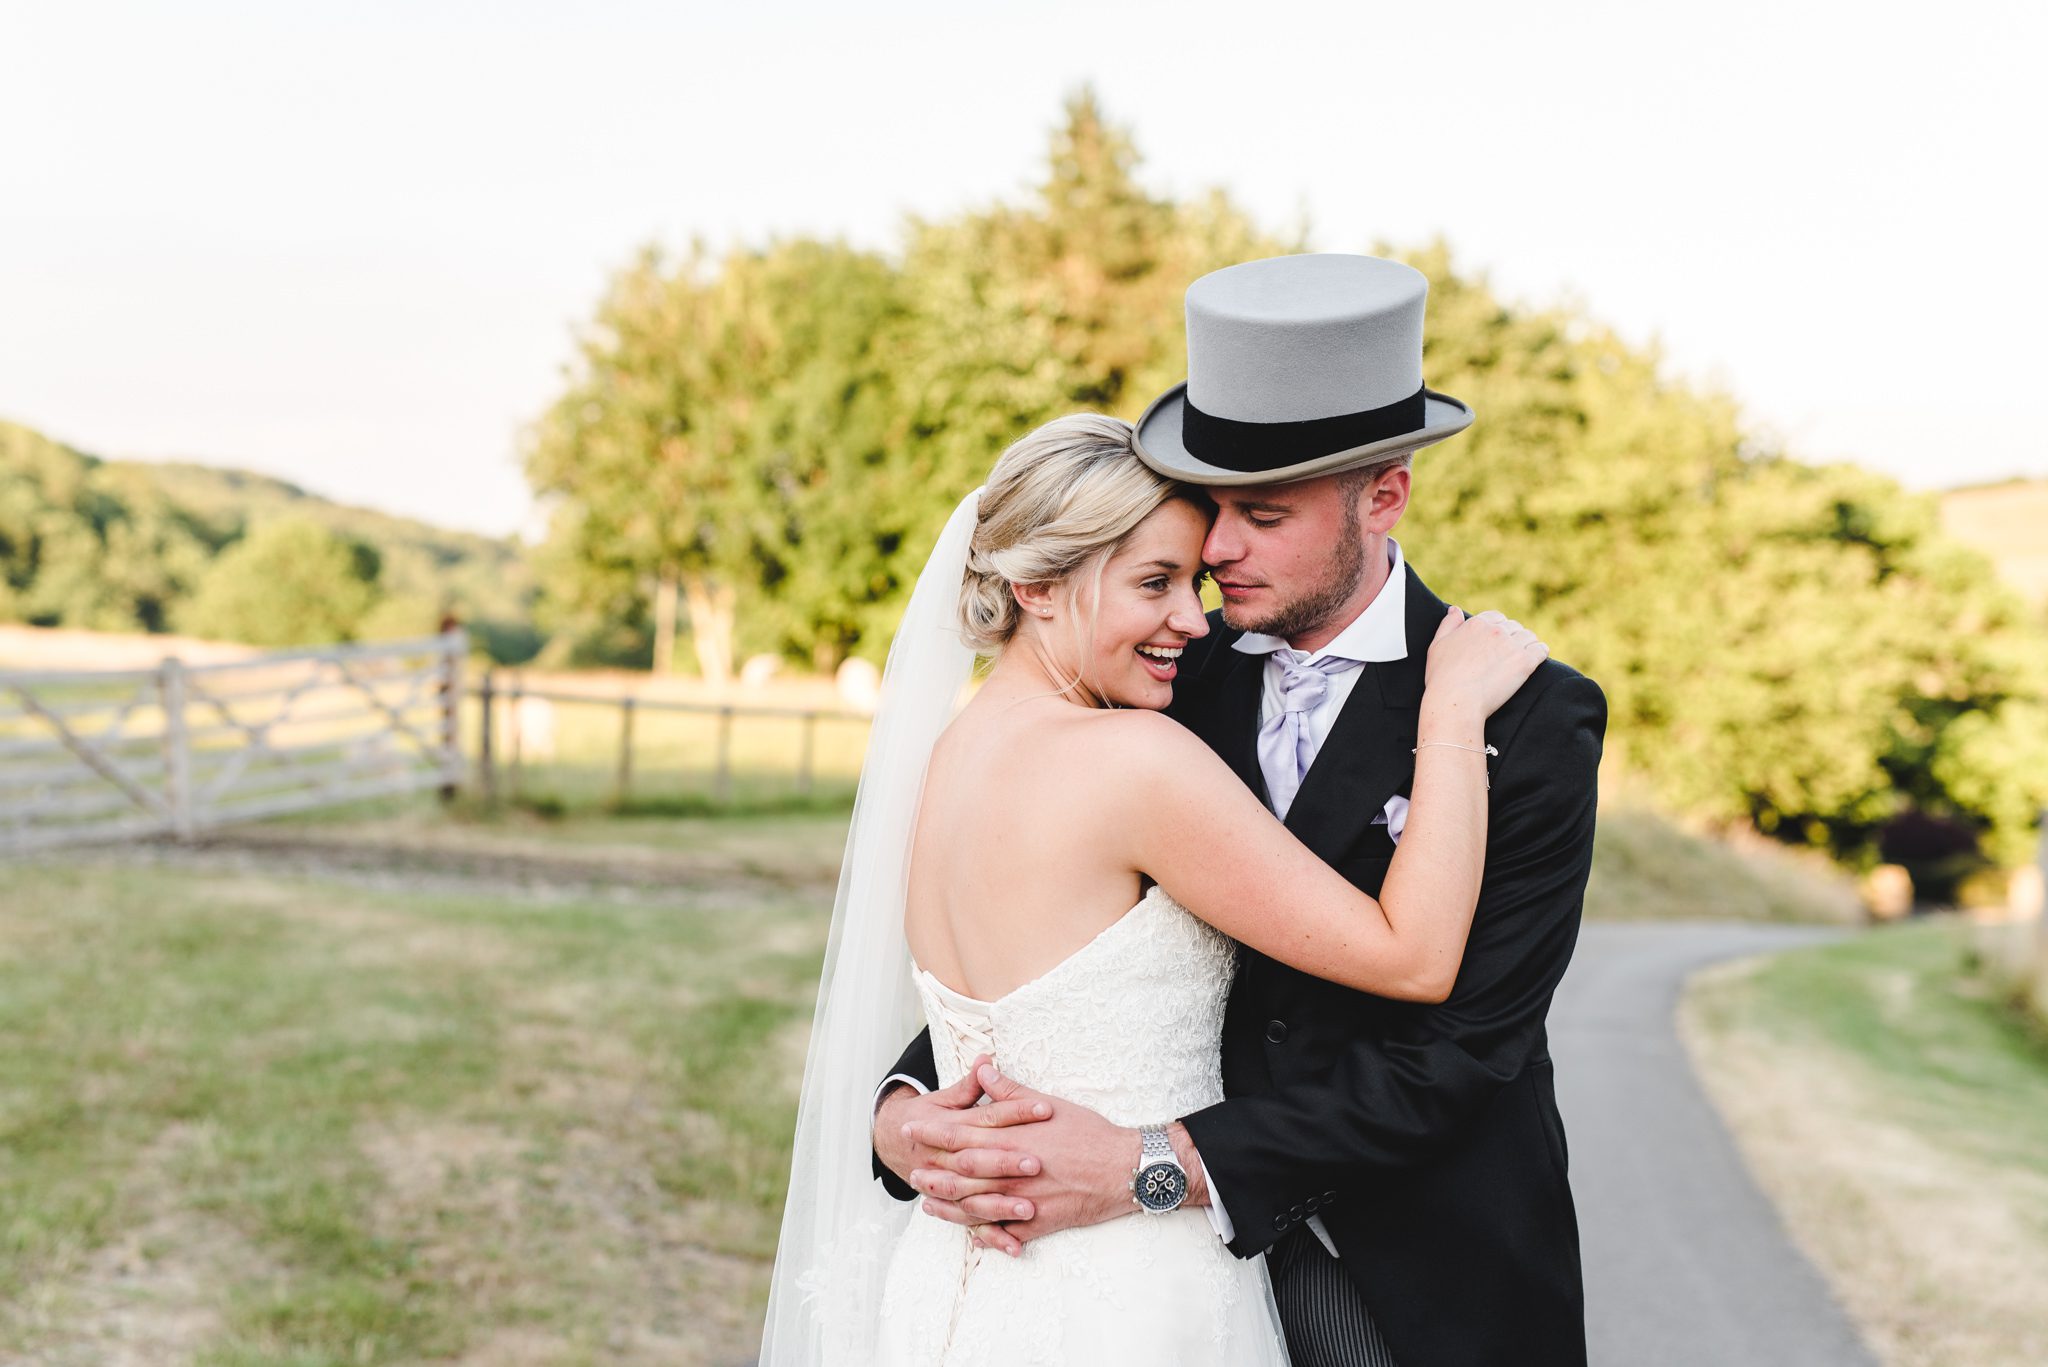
{"left": 1424, "top": 606, "right": 1548, "bottom": 717}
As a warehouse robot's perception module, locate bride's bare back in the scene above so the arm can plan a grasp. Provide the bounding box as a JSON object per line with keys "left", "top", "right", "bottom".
{"left": 905, "top": 697, "right": 1148, "bottom": 1002}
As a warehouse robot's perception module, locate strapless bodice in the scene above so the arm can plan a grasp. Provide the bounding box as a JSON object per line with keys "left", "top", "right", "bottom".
{"left": 910, "top": 886, "right": 1237, "bottom": 1128}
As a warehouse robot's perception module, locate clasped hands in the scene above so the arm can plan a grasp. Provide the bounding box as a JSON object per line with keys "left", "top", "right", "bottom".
{"left": 874, "top": 1056, "right": 1207, "bottom": 1257}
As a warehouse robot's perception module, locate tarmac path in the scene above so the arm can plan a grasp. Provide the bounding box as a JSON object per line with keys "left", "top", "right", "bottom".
{"left": 1552, "top": 922, "right": 1880, "bottom": 1366}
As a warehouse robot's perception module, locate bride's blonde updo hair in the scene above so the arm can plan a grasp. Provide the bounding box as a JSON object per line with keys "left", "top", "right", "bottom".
{"left": 959, "top": 413, "right": 1188, "bottom": 654}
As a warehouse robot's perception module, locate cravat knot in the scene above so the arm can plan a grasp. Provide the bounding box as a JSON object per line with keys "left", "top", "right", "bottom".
{"left": 1275, "top": 650, "right": 1354, "bottom": 715}
{"left": 1259, "top": 651, "right": 1364, "bottom": 819}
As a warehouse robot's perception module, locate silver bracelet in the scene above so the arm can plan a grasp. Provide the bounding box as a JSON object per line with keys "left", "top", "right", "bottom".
{"left": 1411, "top": 741, "right": 1498, "bottom": 757}
{"left": 1412, "top": 740, "right": 1498, "bottom": 790}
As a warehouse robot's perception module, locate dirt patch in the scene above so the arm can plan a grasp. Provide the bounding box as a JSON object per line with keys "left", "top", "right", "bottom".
{"left": 193, "top": 874, "right": 530, "bottom": 974}
{"left": 447, "top": 1326, "right": 576, "bottom": 1365}
{"left": 4, "top": 1213, "right": 256, "bottom": 1366}
{"left": 361, "top": 1119, "right": 535, "bottom": 1298}
{"left": 1, "top": 1124, "right": 277, "bottom": 1367}
{"left": 539, "top": 1128, "right": 767, "bottom": 1362}
{"left": 41, "top": 823, "right": 840, "bottom": 910}
{"left": 363, "top": 1121, "right": 531, "bottom": 1211}
{"left": 499, "top": 1019, "right": 659, "bottom": 1119}
{"left": 354, "top": 1116, "right": 764, "bottom": 1365}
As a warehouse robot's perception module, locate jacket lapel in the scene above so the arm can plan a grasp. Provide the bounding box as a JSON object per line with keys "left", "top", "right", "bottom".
{"left": 1168, "top": 616, "right": 1273, "bottom": 809}
{"left": 1283, "top": 566, "right": 1445, "bottom": 866}
{"left": 1209, "top": 648, "right": 1271, "bottom": 808}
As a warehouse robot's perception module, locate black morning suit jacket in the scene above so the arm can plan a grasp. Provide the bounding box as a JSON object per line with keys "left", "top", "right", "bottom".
{"left": 875, "top": 563, "right": 1607, "bottom": 1367}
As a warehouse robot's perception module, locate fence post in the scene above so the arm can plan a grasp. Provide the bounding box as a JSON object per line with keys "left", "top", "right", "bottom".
{"left": 160, "top": 656, "right": 194, "bottom": 840}
{"left": 477, "top": 667, "right": 497, "bottom": 803}
{"left": 438, "top": 622, "right": 465, "bottom": 802}
{"left": 615, "top": 694, "right": 636, "bottom": 806}
{"left": 507, "top": 671, "right": 524, "bottom": 795}
{"left": 713, "top": 706, "right": 734, "bottom": 803}
{"left": 796, "top": 712, "right": 816, "bottom": 798}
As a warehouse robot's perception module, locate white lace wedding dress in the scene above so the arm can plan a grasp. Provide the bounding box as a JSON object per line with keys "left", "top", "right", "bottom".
{"left": 875, "top": 886, "right": 1293, "bottom": 1366}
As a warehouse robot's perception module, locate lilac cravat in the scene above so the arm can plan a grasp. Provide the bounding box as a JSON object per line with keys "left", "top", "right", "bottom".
{"left": 1257, "top": 650, "right": 1364, "bottom": 820}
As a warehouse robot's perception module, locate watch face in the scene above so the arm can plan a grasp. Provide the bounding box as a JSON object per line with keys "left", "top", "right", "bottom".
{"left": 1135, "top": 1162, "right": 1188, "bottom": 1213}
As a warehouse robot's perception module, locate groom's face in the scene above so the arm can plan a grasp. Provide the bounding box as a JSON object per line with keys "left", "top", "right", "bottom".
{"left": 1202, "top": 468, "right": 1409, "bottom": 644}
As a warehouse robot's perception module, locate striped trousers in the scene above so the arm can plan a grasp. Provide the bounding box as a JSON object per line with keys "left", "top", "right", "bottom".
{"left": 1265, "top": 1227, "right": 1399, "bottom": 1367}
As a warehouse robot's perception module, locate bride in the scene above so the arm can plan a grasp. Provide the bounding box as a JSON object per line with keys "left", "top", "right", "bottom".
{"left": 760, "top": 413, "right": 1545, "bottom": 1366}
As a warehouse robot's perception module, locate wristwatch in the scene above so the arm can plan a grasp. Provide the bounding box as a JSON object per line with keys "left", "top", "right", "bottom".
{"left": 1130, "top": 1124, "right": 1190, "bottom": 1214}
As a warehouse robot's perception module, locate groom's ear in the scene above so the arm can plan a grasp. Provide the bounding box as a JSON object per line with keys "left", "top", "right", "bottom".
{"left": 1363, "top": 466, "right": 1412, "bottom": 535}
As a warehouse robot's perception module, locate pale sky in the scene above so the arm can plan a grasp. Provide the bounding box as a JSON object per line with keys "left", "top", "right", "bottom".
{"left": 3, "top": 0, "right": 2041, "bottom": 539}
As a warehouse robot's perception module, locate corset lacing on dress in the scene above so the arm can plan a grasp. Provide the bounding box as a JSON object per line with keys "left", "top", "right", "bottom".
{"left": 912, "top": 969, "right": 1003, "bottom": 1358}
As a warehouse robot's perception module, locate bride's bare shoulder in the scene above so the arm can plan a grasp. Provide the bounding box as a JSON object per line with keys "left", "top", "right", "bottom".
{"left": 1056, "top": 707, "right": 1224, "bottom": 778}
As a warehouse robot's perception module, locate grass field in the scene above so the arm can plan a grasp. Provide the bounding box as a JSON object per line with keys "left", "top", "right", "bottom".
{"left": 0, "top": 808, "right": 848, "bottom": 1366}
{"left": 1940, "top": 478, "right": 2048, "bottom": 606}
{"left": 0, "top": 792, "right": 1859, "bottom": 1365}
{"left": 1683, "top": 921, "right": 2048, "bottom": 1367}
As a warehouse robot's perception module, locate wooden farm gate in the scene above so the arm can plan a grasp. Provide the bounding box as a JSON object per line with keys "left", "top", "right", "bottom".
{"left": 0, "top": 630, "right": 465, "bottom": 854}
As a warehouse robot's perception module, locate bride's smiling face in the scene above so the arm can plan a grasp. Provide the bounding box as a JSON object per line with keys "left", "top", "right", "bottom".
{"left": 1035, "top": 497, "right": 1213, "bottom": 710}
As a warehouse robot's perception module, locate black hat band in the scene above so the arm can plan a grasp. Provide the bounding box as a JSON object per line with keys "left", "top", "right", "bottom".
{"left": 1180, "top": 385, "right": 1428, "bottom": 472}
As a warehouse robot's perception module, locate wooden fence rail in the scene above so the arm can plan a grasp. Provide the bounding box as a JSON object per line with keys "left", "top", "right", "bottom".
{"left": 468, "top": 670, "right": 872, "bottom": 806}
{"left": 0, "top": 629, "right": 466, "bottom": 854}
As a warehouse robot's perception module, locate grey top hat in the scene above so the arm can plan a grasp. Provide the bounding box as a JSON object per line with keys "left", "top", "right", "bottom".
{"left": 1133, "top": 253, "right": 1473, "bottom": 486}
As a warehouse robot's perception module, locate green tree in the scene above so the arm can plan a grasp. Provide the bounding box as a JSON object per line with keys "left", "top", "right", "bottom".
{"left": 1395, "top": 242, "right": 2048, "bottom": 865}
{"left": 174, "top": 517, "right": 384, "bottom": 646}
{"left": 714, "top": 240, "right": 914, "bottom": 669}
{"left": 525, "top": 239, "right": 904, "bottom": 678}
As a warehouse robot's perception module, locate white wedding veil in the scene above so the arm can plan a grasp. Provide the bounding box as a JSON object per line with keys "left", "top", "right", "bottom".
{"left": 758, "top": 487, "right": 984, "bottom": 1367}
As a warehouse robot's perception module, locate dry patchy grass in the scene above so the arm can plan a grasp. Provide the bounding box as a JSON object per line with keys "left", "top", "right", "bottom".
{"left": 1682, "top": 921, "right": 2048, "bottom": 1367}
{"left": 0, "top": 816, "right": 840, "bottom": 1365}
{"left": 1587, "top": 803, "right": 1863, "bottom": 924}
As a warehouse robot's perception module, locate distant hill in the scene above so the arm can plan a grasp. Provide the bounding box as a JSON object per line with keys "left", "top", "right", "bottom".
{"left": 122, "top": 458, "right": 503, "bottom": 552}
{"left": 1939, "top": 478, "right": 2048, "bottom": 606}
{"left": 0, "top": 418, "right": 541, "bottom": 661}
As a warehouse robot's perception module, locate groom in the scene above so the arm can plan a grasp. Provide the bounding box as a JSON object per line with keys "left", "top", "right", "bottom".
{"left": 872, "top": 253, "right": 1606, "bottom": 1367}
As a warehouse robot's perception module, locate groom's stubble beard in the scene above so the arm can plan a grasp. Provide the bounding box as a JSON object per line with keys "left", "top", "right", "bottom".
{"left": 1220, "top": 494, "right": 1370, "bottom": 641}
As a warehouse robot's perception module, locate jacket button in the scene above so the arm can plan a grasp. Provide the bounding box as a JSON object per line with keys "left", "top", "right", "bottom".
{"left": 1265, "top": 1020, "right": 1288, "bottom": 1044}
{"left": 1290, "top": 1203, "right": 1304, "bottom": 1218}
{"left": 1305, "top": 1197, "right": 1320, "bottom": 1212}
{"left": 1324, "top": 1191, "right": 1337, "bottom": 1203}
{"left": 1273, "top": 1215, "right": 1289, "bottom": 1231}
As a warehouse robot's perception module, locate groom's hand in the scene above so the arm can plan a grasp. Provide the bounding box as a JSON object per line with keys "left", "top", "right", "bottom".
{"left": 908, "top": 1064, "right": 1198, "bottom": 1255}
{"left": 874, "top": 1054, "right": 1050, "bottom": 1191}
